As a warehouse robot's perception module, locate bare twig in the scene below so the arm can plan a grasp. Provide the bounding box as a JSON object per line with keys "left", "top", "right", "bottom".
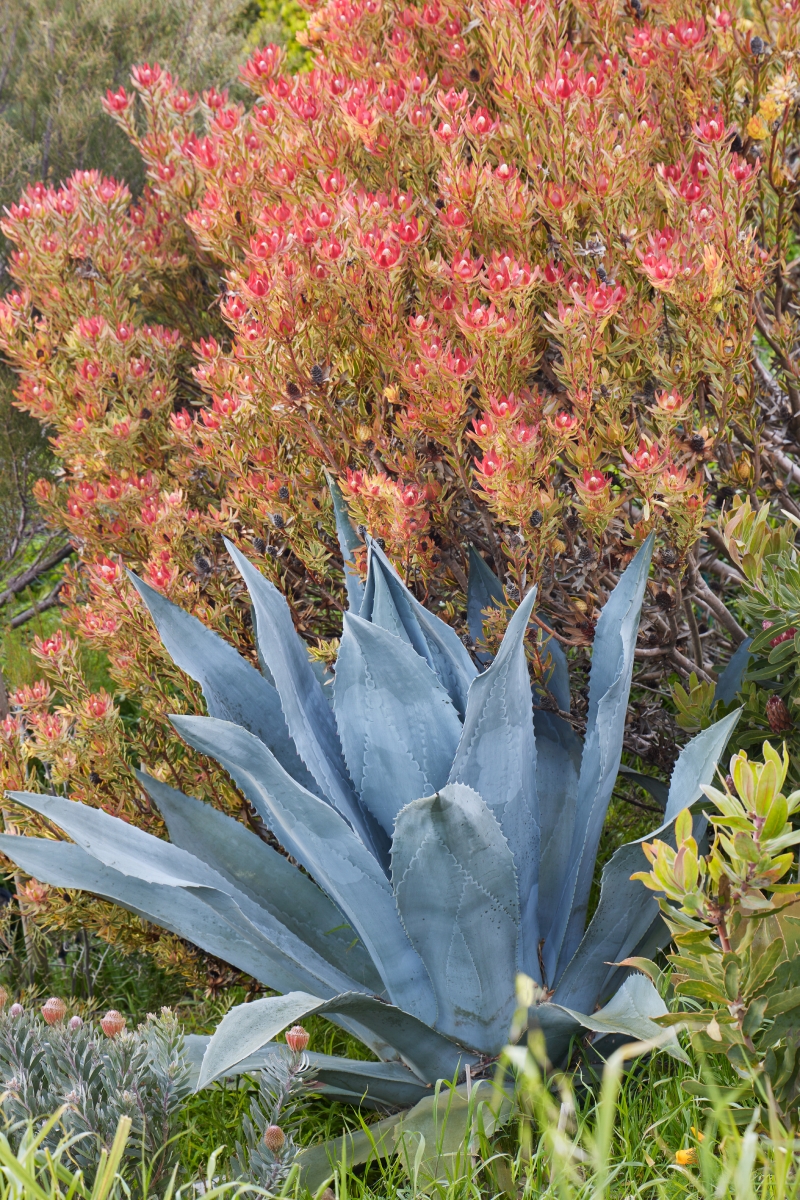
{"left": 8, "top": 581, "right": 64, "bottom": 629}
{"left": 0, "top": 542, "right": 73, "bottom": 608}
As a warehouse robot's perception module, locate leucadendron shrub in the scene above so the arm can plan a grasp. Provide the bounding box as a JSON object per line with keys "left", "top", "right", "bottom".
{"left": 633, "top": 743, "right": 800, "bottom": 1128}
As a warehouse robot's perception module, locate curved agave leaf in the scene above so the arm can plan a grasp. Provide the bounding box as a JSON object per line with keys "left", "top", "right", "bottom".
{"left": 534, "top": 710, "right": 582, "bottom": 963}
{"left": 529, "top": 974, "right": 685, "bottom": 1068}
{"left": 542, "top": 635, "right": 571, "bottom": 713}
{"left": 333, "top": 614, "right": 462, "bottom": 836}
{"left": 6, "top": 793, "right": 368, "bottom": 998}
{"left": 664, "top": 708, "right": 741, "bottom": 821}
{"left": 551, "top": 713, "right": 741, "bottom": 1013}
{"left": 546, "top": 534, "right": 654, "bottom": 983}
{"left": 128, "top": 573, "right": 319, "bottom": 795}
{"left": 360, "top": 542, "right": 476, "bottom": 717}
{"left": 713, "top": 637, "right": 752, "bottom": 707}
{"left": 550, "top": 974, "right": 687, "bottom": 1060}
{"left": 184, "top": 1036, "right": 430, "bottom": 1107}
{"left": 616, "top": 766, "right": 668, "bottom": 809}
{"left": 0, "top": 835, "right": 358, "bottom": 998}
{"left": 137, "top": 772, "right": 382, "bottom": 992}
{"left": 224, "top": 538, "right": 388, "bottom": 860}
{"left": 448, "top": 588, "right": 540, "bottom": 979}
{"left": 196, "top": 990, "right": 477, "bottom": 1089}
{"left": 326, "top": 473, "right": 365, "bottom": 611}
{"left": 171, "top": 715, "right": 436, "bottom": 1024}
{"left": 392, "top": 784, "right": 519, "bottom": 1054}
{"left": 295, "top": 1078, "right": 505, "bottom": 1191}
{"left": 466, "top": 547, "right": 507, "bottom": 663}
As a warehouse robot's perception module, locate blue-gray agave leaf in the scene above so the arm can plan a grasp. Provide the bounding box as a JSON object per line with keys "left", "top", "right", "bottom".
{"left": 713, "top": 637, "right": 752, "bottom": 708}
{"left": 326, "top": 473, "right": 365, "bottom": 612}
{"left": 8, "top": 790, "right": 371, "bottom": 994}
{"left": 448, "top": 587, "right": 540, "bottom": 980}
{"left": 360, "top": 542, "right": 476, "bottom": 717}
{"left": 616, "top": 766, "right": 668, "bottom": 809}
{"left": 186, "top": 1038, "right": 430, "bottom": 1108}
{"left": 128, "top": 572, "right": 319, "bottom": 795}
{"left": 225, "top": 538, "right": 387, "bottom": 862}
{"left": 542, "top": 634, "right": 571, "bottom": 713}
{"left": 392, "top": 783, "right": 519, "bottom": 1053}
{"left": 534, "top": 710, "right": 582, "bottom": 956}
{"left": 137, "top": 771, "right": 382, "bottom": 992}
{"left": 466, "top": 546, "right": 506, "bottom": 657}
{"left": 0, "top": 836, "right": 313, "bottom": 993}
{"left": 170, "top": 715, "right": 436, "bottom": 1024}
{"left": 546, "top": 534, "right": 654, "bottom": 983}
{"left": 197, "top": 990, "right": 478, "bottom": 1089}
{"left": 551, "top": 711, "right": 740, "bottom": 1012}
{"left": 333, "top": 614, "right": 463, "bottom": 835}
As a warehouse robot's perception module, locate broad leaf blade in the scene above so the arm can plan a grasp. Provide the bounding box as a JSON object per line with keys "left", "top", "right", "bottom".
{"left": 333, "top": 614, "right": 462, "bottom": 836}
{"left": 197, "top": 990, "right": 476, "bottom": 1089}
{"left": 547, "top": 534, "right": 654, "bottom": 983}
{"left": 128, "top": 572, "right": 318, "bottom": 793}
{"left": 138, "top": 772, "right": 382, "bottom": 992}
{"left": 466, "top": 546, "right": 506, "bottom": 653}
{"left": 392, "top": 783, "right": 519, "bottom": 1054}
{"left": 0, "top": 836, "right": 355, "bottom": 998}
{"left": 186, "top": 1037, "right": 430, "bottom": 1107}
{"left": 555, "top": 974, "right": 688, "bottom": 1061}
{"left": 617, "top": 766, "right": 668, "bottom": 809}
{"left": 361, "top": 542, "right": 477, "bottom": 717}
{"left": 542, "top": 634, "right": 571, "bottom": 713}
{"left": 553, "top": 716, "right": 738, "bottom": 1011}
{"left": 171, "top": 715, "right": 436, "bottom": 1023}
{"left": 326, "top": 473, "right": 365, "bottom": 612}
{"left": 535, "top": 710, "right": 583, "bottom": 960}
{"left": 224, "top": 538, "right": 386, "bottom": 860}
{"left": 665, "top": 709, "right": 741, "bottom": 821}
{"left": 714, "top": 639, "right": 752, "bottom": 707}
{"left": 448, "top": 588, "right": 540, "bottom": 978}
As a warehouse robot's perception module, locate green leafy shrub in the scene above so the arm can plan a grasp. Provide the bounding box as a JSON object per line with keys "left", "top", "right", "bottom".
{"left": 0, "top": 998, "right": 190, "bottom": 1192}
{"left": 633, "top": 744, "right": 800, "bottom": 1127}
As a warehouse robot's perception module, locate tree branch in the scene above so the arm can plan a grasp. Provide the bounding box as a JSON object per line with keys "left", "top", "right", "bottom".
{"left": 8, "top": 581, "right": 64, "bottom": 629}
{"left": 0, "top": 542, "right": 73, "bottom": 609}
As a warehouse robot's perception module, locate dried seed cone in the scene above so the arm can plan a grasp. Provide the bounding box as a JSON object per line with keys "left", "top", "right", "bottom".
{"left": 0, "top": 987, "right": 7, "bottom": 1010}
{"left": 100, "top": 1009, "right": 126, "bottom": 1038}
{"left": 285, "top": 1024, "right": 309, "bottom": 1052}
{"left": 42, "top": 997, "right": 67, "bottom": 1025}
{"left": 766, "top": 694, "right": 793, "bottom": 733}
{"left": 263, "top": 1125, "right": 285, "bottom": 1153}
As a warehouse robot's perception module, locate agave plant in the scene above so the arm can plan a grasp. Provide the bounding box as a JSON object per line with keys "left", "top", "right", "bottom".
{"left": 0, "top": 499, "right": 738, "bottom": 1110}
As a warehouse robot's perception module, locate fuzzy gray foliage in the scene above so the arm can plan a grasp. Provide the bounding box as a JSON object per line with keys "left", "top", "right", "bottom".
{"left": 0, "top": 1006, "right": 190, "bottom": 1193}
{"left": 231, "top": 1044, "right": 314, "bottom": 1191}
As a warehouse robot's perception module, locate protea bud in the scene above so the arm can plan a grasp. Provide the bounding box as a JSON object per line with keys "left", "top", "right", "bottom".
{"left": 766, "top": 695, "right": 793, "bottom": 733}
{"left": 0, "top": 987, "right": 7, "bottom": 1010}
{"left": 100, "top": 1009, "right": 126, "bottom": 1038}
{"left": 264, "top": 1125, "right": 285, "bottom": 1153}
{"left": 68, "top": 1015, "right": 84, "bottom": 1031}
{"left": 285, "top": 1024, "right": 310, "bottom": 1053}
{"left": 42, "top": 997, "right": 67, "bottom": 1025}
{"left": 9, "top": 1003, "right": 23, "bottom": 1018}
